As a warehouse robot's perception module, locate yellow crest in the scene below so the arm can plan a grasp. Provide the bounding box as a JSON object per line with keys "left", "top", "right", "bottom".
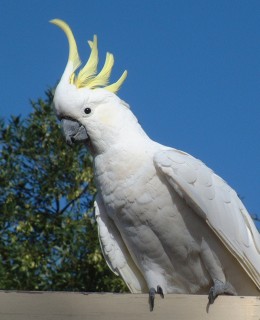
{"left": 50, "top": 19, "right": 127, "bottom": 94}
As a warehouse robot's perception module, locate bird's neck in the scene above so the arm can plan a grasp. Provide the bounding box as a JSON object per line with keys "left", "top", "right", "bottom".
{"left": 89, "top": 107, "right": 153, "bottom": 156}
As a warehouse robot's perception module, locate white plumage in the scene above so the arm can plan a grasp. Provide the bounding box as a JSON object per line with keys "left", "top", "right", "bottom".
{"left": 93, "top": 124, "right": 260, "bottom": 295}
{"left": 51, "top": 19, "right": 260, "bottom": 302}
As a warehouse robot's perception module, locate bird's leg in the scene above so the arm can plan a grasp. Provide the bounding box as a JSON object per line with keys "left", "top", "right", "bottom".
{"left": 208, "top": 279, "right": 237, "bottom": 304}
{"left": 149, "top": 285, "right": 164, "bottom": 311}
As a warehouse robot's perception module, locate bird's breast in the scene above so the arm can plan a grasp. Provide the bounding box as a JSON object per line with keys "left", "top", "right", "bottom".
{"left": 94, "top": 151, "right": 158, "bottom": 216}
{"left": 93, "top": 150, "right": 187, "bottom": 232}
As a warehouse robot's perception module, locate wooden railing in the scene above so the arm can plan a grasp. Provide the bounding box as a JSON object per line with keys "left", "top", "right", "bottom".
{"left": 0, "top": 291, "right": 259, "bottom": 319}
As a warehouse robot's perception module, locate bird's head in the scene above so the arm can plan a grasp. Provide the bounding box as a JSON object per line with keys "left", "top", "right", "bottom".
{"left": 51, "top": 19, "right": 133, "bottom": 154}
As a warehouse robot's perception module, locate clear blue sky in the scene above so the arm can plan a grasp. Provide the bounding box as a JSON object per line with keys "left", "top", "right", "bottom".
{"left": 0, "top": 1, "right": 259, "bottom": 228}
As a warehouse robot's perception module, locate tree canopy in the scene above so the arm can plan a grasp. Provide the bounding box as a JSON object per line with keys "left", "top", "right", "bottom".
{"left": 0, "top": 90, "right": 127, "bottom": 292}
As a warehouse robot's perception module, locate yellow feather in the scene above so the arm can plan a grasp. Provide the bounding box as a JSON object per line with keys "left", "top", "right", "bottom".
{"left": 50, "top": 19, "right": 81, "bottom": 73}
{"left": 105, "top": 70, "right": 128, "bottom": 94}
{"left": 70, "top": 73, "right": 75, "bottom": 84}
{"left": 86, "top": 53, "right": 114, "bottom": 89}
{"left": 51, "top": 19, "right": 127, "bottom": 94}
{"left": 76, "top": 35, "right": 98, "bottom": 88}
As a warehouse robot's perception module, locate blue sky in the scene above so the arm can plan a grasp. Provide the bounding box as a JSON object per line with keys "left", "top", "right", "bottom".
{"left": 0, "top": 1, "right": 259, "bottom": 228}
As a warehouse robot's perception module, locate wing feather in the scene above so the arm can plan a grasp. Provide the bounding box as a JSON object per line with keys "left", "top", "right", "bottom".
{"left": 154, "top": 148, "right": 260, "bottom": 288}
{"left": 95, "top": 194, "right": 148, "bottom": 293}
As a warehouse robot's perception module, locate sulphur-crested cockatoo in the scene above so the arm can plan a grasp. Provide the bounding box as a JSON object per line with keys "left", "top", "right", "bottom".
{"left": 50, "top": 19, "right": 260, "bottom": 310}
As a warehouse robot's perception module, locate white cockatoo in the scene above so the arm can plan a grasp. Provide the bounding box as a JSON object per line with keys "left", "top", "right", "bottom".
{"left": 50, "top": 19, "right": 260, "bottom": 310}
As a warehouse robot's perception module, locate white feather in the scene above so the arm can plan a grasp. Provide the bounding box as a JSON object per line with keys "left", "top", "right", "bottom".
{"left": 154, "top": 149, "right": 260, "bottom": 289}
{"left": 95, "top": 194, "right": 148, "bottom": 293}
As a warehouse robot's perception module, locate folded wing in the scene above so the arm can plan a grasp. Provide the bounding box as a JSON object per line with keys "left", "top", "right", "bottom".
{"left": 154, "top": 148, "right": 260, "bottom": 289}
{"left": 95, "top": 194, "right": 148, "bottom": 293}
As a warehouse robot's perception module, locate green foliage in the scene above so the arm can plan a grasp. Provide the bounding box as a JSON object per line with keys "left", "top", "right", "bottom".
{"left": 0, "top": 90, "right": 127, "bottom": 292}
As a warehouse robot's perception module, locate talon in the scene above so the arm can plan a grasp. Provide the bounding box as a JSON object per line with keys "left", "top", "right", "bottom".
{"left": 148, "top": 285, "right": 164, "bottom": 311}
{"left": 208, "top": 287, "right": 215, "bottom": 304}
{"left": 149, "top": 288, "right": 156, "bottom": 312}
{"left": 157, "top": 285, "right": 164, "bottom": 298}
{"left": 208, "top": 279, "right": 236, "bottom": 305}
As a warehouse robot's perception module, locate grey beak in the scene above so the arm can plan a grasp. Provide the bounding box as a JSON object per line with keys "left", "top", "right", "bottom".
{"left": 61, "top": 119, "right": 88, "bottom": 146}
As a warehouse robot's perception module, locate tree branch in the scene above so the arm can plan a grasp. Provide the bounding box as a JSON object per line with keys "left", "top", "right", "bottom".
{"left": 58, "top": 184, "right": 89, "bottom": 216}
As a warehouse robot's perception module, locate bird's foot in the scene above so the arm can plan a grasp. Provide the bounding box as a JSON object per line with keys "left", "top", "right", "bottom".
{"left": 208, "top": 279, "right": 237, "bottom": 304}
{"left": 149, "top": 285, "right": 164, "bottom": 311}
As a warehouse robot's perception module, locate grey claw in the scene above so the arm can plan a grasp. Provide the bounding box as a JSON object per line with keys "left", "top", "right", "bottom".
{"left": 208, "top": 287, "right": 215, "bottom": 304}
{"left": 149, "top": 286, "right": 164, "bottom": 311}
{"left": 157, "top": 285, "right": 164, "bottom": 299}
{"left": 208, "top": 279, "right": 236, "bottom": 305}
{"left": 149, "top": 288, "right": 156, "bottom": 312}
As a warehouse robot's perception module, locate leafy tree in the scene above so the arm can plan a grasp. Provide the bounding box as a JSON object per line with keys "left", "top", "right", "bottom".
{"left": 0, "top": 90, "right": 127, "bottom": 292}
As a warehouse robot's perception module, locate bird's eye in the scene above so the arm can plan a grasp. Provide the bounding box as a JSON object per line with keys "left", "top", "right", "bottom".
{"left": 84, "top": 107, "right": 91, "bottom": 114}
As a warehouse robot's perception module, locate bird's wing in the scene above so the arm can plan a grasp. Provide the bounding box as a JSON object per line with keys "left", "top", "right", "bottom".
{"left": 95, "top": 194, "right": 148, "bottom": 293}
{"left": 154, "top": 148, "right": 260, "bottom": 288}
